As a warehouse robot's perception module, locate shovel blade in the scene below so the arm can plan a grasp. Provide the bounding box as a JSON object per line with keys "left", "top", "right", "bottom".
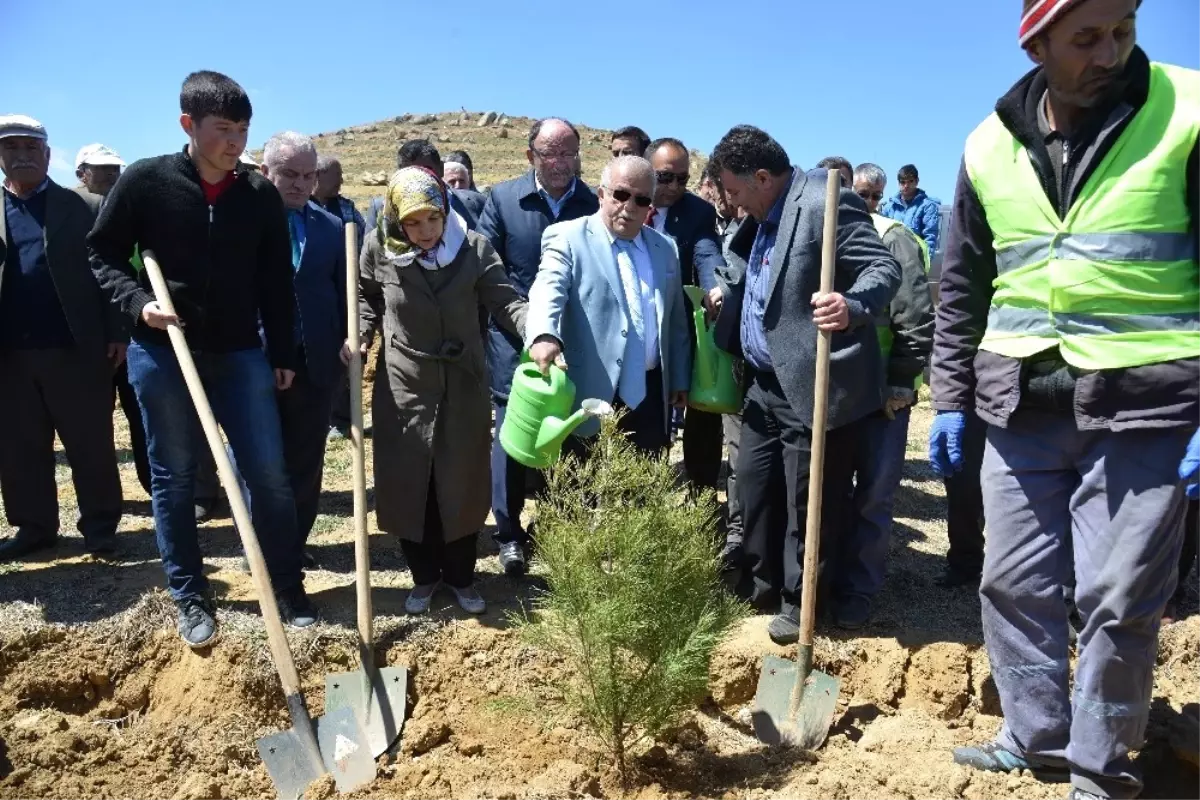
{"left": 257, "top": 727, "right": 325, "bottom": 800}
{"left": 316, "top": 705, "right": 376, "bottom": 793}
{"left": 752, "top": 654, "right": 841, "bottom": 751}
{"left": 325, "top": 666, "right": 409, "bottom": 757}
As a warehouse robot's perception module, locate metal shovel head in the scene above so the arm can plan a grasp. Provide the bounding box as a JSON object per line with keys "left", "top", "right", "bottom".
{"left": 257, "top": 706, "right": 374, "bottom": 799}
{"left": 752, "top": 654, "right": 841, "bottom": 751}
{"left": 324, "top": 665, "right": 409, "bottom": 757}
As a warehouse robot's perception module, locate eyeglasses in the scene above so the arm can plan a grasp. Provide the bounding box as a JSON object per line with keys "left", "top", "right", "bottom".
{"left": 612, "top": 148, "right": 639, "bottom": 158}
{"left": 606, "top": 188, "right": 653, "bottom": 208}
{"left": 531, "top": 147, "right": 580, "bottom": 162}
{"left": 655, "top": 170, "right": 689, "bottom": 186}
{"left": 857, "top": 190, "right": 884, "bottom": 201}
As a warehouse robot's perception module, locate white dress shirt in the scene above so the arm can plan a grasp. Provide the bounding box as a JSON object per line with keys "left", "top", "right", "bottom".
{"left": 604, "top": 226, "right": 659, "bottom": 369}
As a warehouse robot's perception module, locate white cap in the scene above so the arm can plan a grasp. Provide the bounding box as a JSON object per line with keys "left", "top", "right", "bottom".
{"left": 239, "top": 152, "right": 259, "bottom": 166}
{"left": 0, "top": 114, "right": 48, "bottom": 141}
{"left": 75, "top": 143, "right": 126, "bottom": 169}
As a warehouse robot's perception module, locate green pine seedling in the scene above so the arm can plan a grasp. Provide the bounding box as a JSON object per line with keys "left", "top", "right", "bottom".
{"left": 518, "top": 413, "right": 747, "bottom": 786}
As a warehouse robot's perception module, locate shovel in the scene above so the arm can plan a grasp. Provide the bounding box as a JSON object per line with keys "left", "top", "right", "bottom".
{"left": 140, "top": 251, "right": 375, "bottom": 799}
{"left": 323, "top": 222, "right": 409, "bottom": 757}
{"left": 751, "top": 169, "right": 843, "bottom": 750}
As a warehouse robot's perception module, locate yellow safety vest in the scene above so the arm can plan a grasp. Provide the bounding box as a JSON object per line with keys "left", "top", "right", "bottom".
{"left": 964, "top": 61, "right": 1200, "bottom": 370}
{"left": 873, "top": 214, "right": 930, "bottom": 388}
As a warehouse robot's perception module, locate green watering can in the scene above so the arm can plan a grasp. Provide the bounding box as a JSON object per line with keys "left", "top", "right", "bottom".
{"left": 684, "top": 285, "right": 743, "bottom": 414}
{"left": 500, "top": 357, "right": 614, "bottom": 469}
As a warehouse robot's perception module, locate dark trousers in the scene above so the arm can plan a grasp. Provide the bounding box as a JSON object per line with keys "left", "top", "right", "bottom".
{"left": 0, "top": 348, "right": 122, "bottom": 543}
{"left": 683, "top": 408, "right": 724, "bottom": 492}
{"left": 944, "top": 410, "right": 988, "bottom": 577}
{"left": 724, "top": 413, "right": 744, "bottom": 541}
{"left": 329, "top": 368, "right": 351, "bottom": 432}
{"left": 491, "top": 399, "right": 530, "bottom": 546}
{"left": 114, "top": 360, "right": 151, "bottom": 496}
{"left": 401, "top": 478, "right": 477, "bottom": 588}
{"left": 1179, "top": 500, "right": 1199, "bottom": 592}
{"left": 276, "top": 358, "right": 335, "bottom": 542}
{"left": 737, "top": 368, "right": 860, "bottom": 615}
{"left": 127, "top": 342, "right": 301, "bottom": 601}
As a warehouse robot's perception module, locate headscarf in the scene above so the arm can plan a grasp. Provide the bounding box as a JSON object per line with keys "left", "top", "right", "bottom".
{"left": 378, "top": 166, "right": 467, "bottom": 270}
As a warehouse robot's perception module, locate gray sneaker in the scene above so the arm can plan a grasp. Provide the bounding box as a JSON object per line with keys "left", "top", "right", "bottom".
{"left": 405, "top": 582, "right": 440, "bottom": 615}
{"left": 450, "top": 584, "right": 486, "bottom": 615}
{"left": 176, "top": 596, "right": 217, "bottom": 649}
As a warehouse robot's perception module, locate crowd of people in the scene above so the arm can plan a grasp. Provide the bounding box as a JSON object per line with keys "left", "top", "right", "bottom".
{"left": 0, "top": 0, "right": 1196, "bottom": 798}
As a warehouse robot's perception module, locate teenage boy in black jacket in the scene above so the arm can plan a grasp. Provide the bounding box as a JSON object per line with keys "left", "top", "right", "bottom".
{"left": 89, "top": 71, "right": 316, "bottom": 649}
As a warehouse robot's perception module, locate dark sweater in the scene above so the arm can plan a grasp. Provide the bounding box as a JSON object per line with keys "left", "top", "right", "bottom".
{"left": 88, "top": 147, "right": 296, "bottom": 369}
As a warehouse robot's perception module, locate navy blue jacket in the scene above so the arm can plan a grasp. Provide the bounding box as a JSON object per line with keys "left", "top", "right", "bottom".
{"left": 292, "top": 201, "right": 347, "bottom": 388}
{"left": 661, "top": 191, "right": 725, "bottom": 292}
{"left": 476, "top": 170, "right": 599, "bottom": 398}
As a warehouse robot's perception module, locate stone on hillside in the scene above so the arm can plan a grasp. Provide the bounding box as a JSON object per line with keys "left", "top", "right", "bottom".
{"left": 591, "top": 133, "right": 605, "bottom": 142}
{"left": 395, "top": 114, "right": 412, "bottom": 124}
{"left": 360, "top": 171, "right": 388, "bottom": 187}
{"left": 412, "top": 113, "right": 437, "bottom": 125}
{"left": 497, "top": 128, "right": 509, "bottom": 139}
{"left": 477, "top": 111, "right": 498, "bottom": 127}
{"left": 499, "top": 116, "right": 512, "bottom": 128}
{"left": 458, "top": 112, "right": 470, "bottom": 125}
{"left": 344, "top": 133, "right": 356, "bottom": 141}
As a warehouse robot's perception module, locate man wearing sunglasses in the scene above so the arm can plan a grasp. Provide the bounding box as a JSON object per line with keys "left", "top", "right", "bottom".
{"left": 645, "top": 138, "right": 727, "bottom": 497}
{"left": 707, "top": 125, "right": 901, "bottom": 644}
{"left": 836, "top": 162, "right": 935, "bottom": 628}
{"left": 526, "top": 155, "right": 691, "bottom": 459}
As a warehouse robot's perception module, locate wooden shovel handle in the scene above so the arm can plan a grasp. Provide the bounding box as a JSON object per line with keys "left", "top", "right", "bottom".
{"left": 141, "top": 251, "right": 304, "bottom": 696}
{"left": 797, "top": 171, "right": 840, "bottom": 647}
{"left": 345, "top": 223, "right": 373, "bottom": 651}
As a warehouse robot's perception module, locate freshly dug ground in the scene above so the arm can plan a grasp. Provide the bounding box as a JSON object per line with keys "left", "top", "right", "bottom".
{"left": 0, "top": 403, "right": 1196, "bottom": 800}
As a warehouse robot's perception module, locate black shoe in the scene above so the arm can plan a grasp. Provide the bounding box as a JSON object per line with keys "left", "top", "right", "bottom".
{"left": 0, "top": 530, "right": 58, "bottom": 561}
{"left": 302, "top": 549, "right": 317, "bottom": 570}
{"left": 499, "top": 541, "right": 527, "bottom": 577}
{"left": 934, "top": 566, "right": 981, "bottom": 588}
{"left": 767, "top": 610, "right": 801, "bottom": 645}
{"left": 195, "top": 497, "right": 218, "bottom": 524}
{"left": 720, "top": 540, "right": 744, "bottom": 573}
{"left": 176, "top": 596, "right": 218, "bottom": 649}
{"left": 834, "top": 594, "right": 872, "bottom": 630}
{"left": 277, "top": 587, "right": 318, "bottom": 629}
{"left": 85, "top": 532, "right": 119, "bottom": 559}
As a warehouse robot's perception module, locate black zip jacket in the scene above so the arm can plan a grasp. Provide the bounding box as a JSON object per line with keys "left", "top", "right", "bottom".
{"left": 931, "top": 48, "right": 1199, "bottom": 431}
{"left": 88, "top": 147, "right": 296, "bottom": 370}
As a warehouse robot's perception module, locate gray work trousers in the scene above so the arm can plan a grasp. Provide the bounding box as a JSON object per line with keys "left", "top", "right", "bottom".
{"left": 979, "top": 409, "right": 1190, "bottom": 799}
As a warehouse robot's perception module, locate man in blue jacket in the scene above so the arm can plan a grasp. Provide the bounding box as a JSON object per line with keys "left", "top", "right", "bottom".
{"left": 477, "top": 117, "right": 599, "bottom": 578}
{"left": 880, "top": 164, "right": 941, "bottom": 254}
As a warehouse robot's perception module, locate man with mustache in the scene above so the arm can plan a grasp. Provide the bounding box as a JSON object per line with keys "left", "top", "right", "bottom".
{"left": 0, "top": 116, "right": 127, "bottom": 561}
{"left": 930, "top": 2, "right": 1199, "bottom": 798}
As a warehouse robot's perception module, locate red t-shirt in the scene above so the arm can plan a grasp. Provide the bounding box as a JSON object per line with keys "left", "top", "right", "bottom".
{"left": 201, "top": 172, "right": 236, "bottom": 205}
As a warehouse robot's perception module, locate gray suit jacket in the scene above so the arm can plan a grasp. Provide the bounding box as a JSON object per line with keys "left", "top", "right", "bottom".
{"left": 714, "top": 169, "right": 901, "bottom": 429}
{"left": 525, "top": 213, "right": 692, "bottom": 438}
{"left": 0, "top": 181, "right": 128, "bottom": 363}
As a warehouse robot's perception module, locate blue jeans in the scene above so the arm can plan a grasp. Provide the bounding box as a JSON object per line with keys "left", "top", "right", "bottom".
{"left": 839, "top": 406, "right": 911, "bottom": 599}
{"left": 126, "top": 341, "right": 302, "bottom": 601}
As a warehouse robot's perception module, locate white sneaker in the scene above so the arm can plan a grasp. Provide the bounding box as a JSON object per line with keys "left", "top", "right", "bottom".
{"left": 405, "top": 582, "right": 440, "bottom": 614}
{"left": 450, "top": 584, "right": 486, "bottom": 615}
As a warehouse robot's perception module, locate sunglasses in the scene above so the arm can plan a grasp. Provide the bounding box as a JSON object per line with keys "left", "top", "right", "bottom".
{"left": 655, "top": 170, "right": 689, "bottom": 186}
{"left": 857, "top": 190, "right": 884, "bottom": 201}
{"left": 608, "top": 188, "right": 653, "bottom": 208}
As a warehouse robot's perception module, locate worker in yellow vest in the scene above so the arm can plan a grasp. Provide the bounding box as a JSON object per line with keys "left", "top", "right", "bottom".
{"left": 830, "top": 162, "right": 933, "bottom": 628}
{"left": 928, "top": 1, "right": 1199, "bottom": 798}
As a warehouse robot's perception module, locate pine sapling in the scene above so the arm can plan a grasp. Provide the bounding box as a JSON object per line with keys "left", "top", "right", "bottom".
{"left": 518, "top": 414, "right": 747, "bottom": 785}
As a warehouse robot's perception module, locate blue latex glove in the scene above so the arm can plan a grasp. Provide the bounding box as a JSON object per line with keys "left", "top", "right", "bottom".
{"left": 1181, "top": 429, "right": 1200, "bottom": 499}
{"left": 929, "top": 411, "right": 966, "bottom": 477}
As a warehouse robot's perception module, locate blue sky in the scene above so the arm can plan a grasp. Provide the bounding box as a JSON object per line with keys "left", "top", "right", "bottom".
{"left": 5, "top": 0, "right": 1197, "bottom": 202}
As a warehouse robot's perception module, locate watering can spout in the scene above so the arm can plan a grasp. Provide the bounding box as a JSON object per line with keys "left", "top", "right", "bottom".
{"left": 684, "top": 285, "right": 717, "bottom": 391}
{"left": 534, "top": 399, "right": 614, "bottom": 454}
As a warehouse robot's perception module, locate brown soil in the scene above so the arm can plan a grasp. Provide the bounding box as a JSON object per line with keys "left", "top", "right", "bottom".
{"left": 1, "top": 403, "right": 1196, "bottom": 799}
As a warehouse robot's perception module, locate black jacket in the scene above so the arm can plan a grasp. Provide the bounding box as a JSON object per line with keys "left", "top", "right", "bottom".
{"left": 661, "top": 191, "right": 726, "bottom": 291}
{"left": 88, "top": 148, "right": 296, "bottom": 370}
{"left": 931, "top": 48, "right": 1199, "bottom": 430}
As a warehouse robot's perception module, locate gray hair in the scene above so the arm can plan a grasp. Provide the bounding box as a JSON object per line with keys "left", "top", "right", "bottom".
{"left": 854, "top": 162, "right": 887, "bottom": 188}
{"left": 600, "top": 155, "right": 654, "bottom": 189}
{"left": 316, "top": 153, "right": 341, "bottom": 172}
{"left": 263, "top": 131, "right": 317, "bottom": 168}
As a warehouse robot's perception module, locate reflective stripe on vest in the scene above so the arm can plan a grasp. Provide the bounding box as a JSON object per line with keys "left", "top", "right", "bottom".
{"left": 872, "top": 214, "right": 928, "bottom": 389}
{"left": 964, "top": 61, "right": 1200, "bottom": 369}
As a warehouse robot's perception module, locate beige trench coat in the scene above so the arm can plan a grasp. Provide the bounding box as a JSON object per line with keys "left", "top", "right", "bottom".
{"left": 360, "top": 231, "right": 526, "bottom": 542}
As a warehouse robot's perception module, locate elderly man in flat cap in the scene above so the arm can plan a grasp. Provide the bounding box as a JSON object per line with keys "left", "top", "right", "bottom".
{"left": 75, "top": 144, "right": 126, "bottom": 198}
{"left": 0, "top": 115, "right": 128, "bottom": 560}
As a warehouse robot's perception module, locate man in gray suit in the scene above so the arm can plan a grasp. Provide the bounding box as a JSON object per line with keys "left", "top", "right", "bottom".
{"left": 0, "top": 115, "right": 127, "bottom": 560}
{"left": 709, "top": 125, "right": 900, "bottom": 644}
{"left": 526, "top": 155, "right": 691, "bottom": 455}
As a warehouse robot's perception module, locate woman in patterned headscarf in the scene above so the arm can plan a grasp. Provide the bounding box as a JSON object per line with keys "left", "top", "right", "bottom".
{"left": 347, "top": 166, "right": 526, "bottom": 615}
